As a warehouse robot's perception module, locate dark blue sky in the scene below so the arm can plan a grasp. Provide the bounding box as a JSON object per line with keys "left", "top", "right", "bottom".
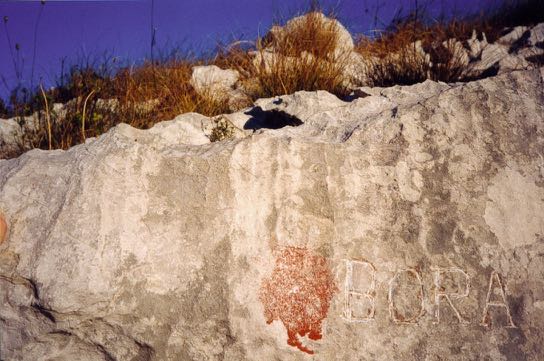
{"left": 0, "top": 0, "right": 496, "bottom": 99}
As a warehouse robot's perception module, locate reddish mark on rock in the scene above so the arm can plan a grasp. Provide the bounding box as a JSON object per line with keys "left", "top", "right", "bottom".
{"left": 259, "top": 246, "right": 337, "bottom": 354}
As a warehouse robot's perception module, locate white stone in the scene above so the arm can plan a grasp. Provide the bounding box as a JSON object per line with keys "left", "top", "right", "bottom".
{"left": 190, "top": 65, "right": 239, "bottom": 98}
{"left": 497, "top": 26, "right": 529, "bottom": 45}
{"left": 529, "top": 23, "right": 544, "bottom": 46}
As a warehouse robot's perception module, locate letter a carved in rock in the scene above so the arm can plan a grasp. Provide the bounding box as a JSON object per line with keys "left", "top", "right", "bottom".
{"left": 480, "top": 271, "right": 517, "bottom": 328}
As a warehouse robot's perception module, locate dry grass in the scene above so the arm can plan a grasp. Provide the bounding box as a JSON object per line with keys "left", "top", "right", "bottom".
{"left": 219, "top": 11, "right": 353, "bottom": 99}
{"left": 111, "top": 60, "right": 230, "bottom": 125}
{"left": 3, "top": 60, "right": 232, "bottom": 155}
{"left": 355, "top": 0, "right": 544, "bottom": 87}
{"left": 355, "top": 20, "right": 478, "bottom": 86}
{"left": 243, "top": 50, "right": 350, "bottom": 99}
{"left": 263, "top": 11, "right": 341, "bottom": 59}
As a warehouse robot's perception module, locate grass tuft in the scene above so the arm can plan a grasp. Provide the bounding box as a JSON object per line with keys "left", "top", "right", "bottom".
{"left": 235, "top": 11, "right": 353, "bottom": 99}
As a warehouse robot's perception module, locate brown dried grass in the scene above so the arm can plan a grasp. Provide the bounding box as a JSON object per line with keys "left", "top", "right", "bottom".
{"left": 222, "top": 11, "right": 353, "bottom": 99}
{"left": 355, "top": 20, "right": 481, "bottom": 86}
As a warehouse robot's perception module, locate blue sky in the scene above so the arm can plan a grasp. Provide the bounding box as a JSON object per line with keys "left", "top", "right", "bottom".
{"left": 0, "top": 0, "right": 497, "bottom": 99}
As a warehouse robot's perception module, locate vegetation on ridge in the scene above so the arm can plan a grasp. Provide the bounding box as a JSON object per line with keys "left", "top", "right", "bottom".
{"left": 0, "top": 0, "right": 543, "bottom": 159}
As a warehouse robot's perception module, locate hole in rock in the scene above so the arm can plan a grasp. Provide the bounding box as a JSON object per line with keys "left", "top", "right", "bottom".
{"left": 243, "top": 107, "right": 304, "bottom": 130}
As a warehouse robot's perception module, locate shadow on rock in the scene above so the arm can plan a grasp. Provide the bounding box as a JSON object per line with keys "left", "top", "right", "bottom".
{"left": 243, "top": 106, "right": 304, "bottom": 130}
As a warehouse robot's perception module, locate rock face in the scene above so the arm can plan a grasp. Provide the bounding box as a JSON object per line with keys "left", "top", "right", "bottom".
{"left": 190, "top": 65, "right": 251, "bottom": 112}
{"left": 1, "top": 68, "right": 544, "bottom": 360}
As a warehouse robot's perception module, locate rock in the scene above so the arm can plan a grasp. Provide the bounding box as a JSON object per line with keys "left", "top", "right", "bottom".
{"left": 1, "top": 69, "right": 544, "bottom": 361}
{"left": 250, "top": 49, "right": 275, "bottom": 72}
{"left": 496, "top": 26, "right": 529, "bottom": 46}
{"left": 190, "top": 65, "right": 250, "bottom": 111}
{"left": 0, "top": 114, "right": 43, "bottom": 159}
{"left": 465, "top": 24, "right": 544, "bottom": 78}
{"left": 190, "top": 65, "right": 240, "bottom": 99}
{"left": 253, "top": 13, "right": 367, "bottom": 88}
{"left": 384, "top": 40, "right": 431, "bottom": 74}
{"left": 529, "top": 23, "right": 544, "bottom": 46}
{"left": 468, "top": 41, "right": 530, "bottom": 76}
{"left": 467, "top": 30, "right": 488, "bottom": 59}
{"left": 0, "top": 118, "right": 25, "bottom": 158}
{"left": 342, "top": 51, "right": 372, "bottom": 86}
{"left": 253, "top": 90, "right": 346, "bottom": 121}
{"left": 250, "top": 50, "right": 321, "bottom": 78}
{"left": 0, "top": 100, "right": 142, "bottom": 159}
{"left": 146, "top": 112, "right": 213, "bottom": 146}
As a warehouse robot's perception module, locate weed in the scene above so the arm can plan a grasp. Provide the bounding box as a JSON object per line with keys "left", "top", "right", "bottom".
{"left": 209, "top": 116, "right": 239, "bottom": 142}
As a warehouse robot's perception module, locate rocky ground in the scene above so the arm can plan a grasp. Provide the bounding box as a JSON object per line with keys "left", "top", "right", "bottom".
{"left": 0, "top": 14, "right": 544, "bottom": 361}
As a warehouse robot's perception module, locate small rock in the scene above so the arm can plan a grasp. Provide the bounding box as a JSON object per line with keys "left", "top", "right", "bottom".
{"left": 529, "top": 23, "right": 544, "bottom": 46}
{"left": 497, "top": 26, "right": 529, "bottom": 46}
{"left": 190, "top": 65, "right": 239, "bottom": 99}
{"left": 442, "top": 38, "right": 470, "bottom": 67}
{"left": 467, "top": 30, "right": 488, "bottom": 59}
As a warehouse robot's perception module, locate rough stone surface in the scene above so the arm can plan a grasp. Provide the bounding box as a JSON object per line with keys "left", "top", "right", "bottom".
{"left": 1, "top": 68, "right": 544, "bottom": 360}
{"left": 0, "top": 114, "right": 43, "bottom": 158}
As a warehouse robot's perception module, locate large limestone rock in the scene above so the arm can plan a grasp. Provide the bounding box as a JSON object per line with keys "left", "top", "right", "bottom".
{"left": 1, "top": 68, "right": 544, "bottom": 360}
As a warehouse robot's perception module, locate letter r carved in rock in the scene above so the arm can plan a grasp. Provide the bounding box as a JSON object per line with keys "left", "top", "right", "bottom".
{"left": 432, "top": 267, "right": 470, "bottom": 324}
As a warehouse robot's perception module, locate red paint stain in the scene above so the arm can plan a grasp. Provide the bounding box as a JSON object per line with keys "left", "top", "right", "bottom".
{"left": 259, "top": 246, "right": 337, "bottom": 354}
